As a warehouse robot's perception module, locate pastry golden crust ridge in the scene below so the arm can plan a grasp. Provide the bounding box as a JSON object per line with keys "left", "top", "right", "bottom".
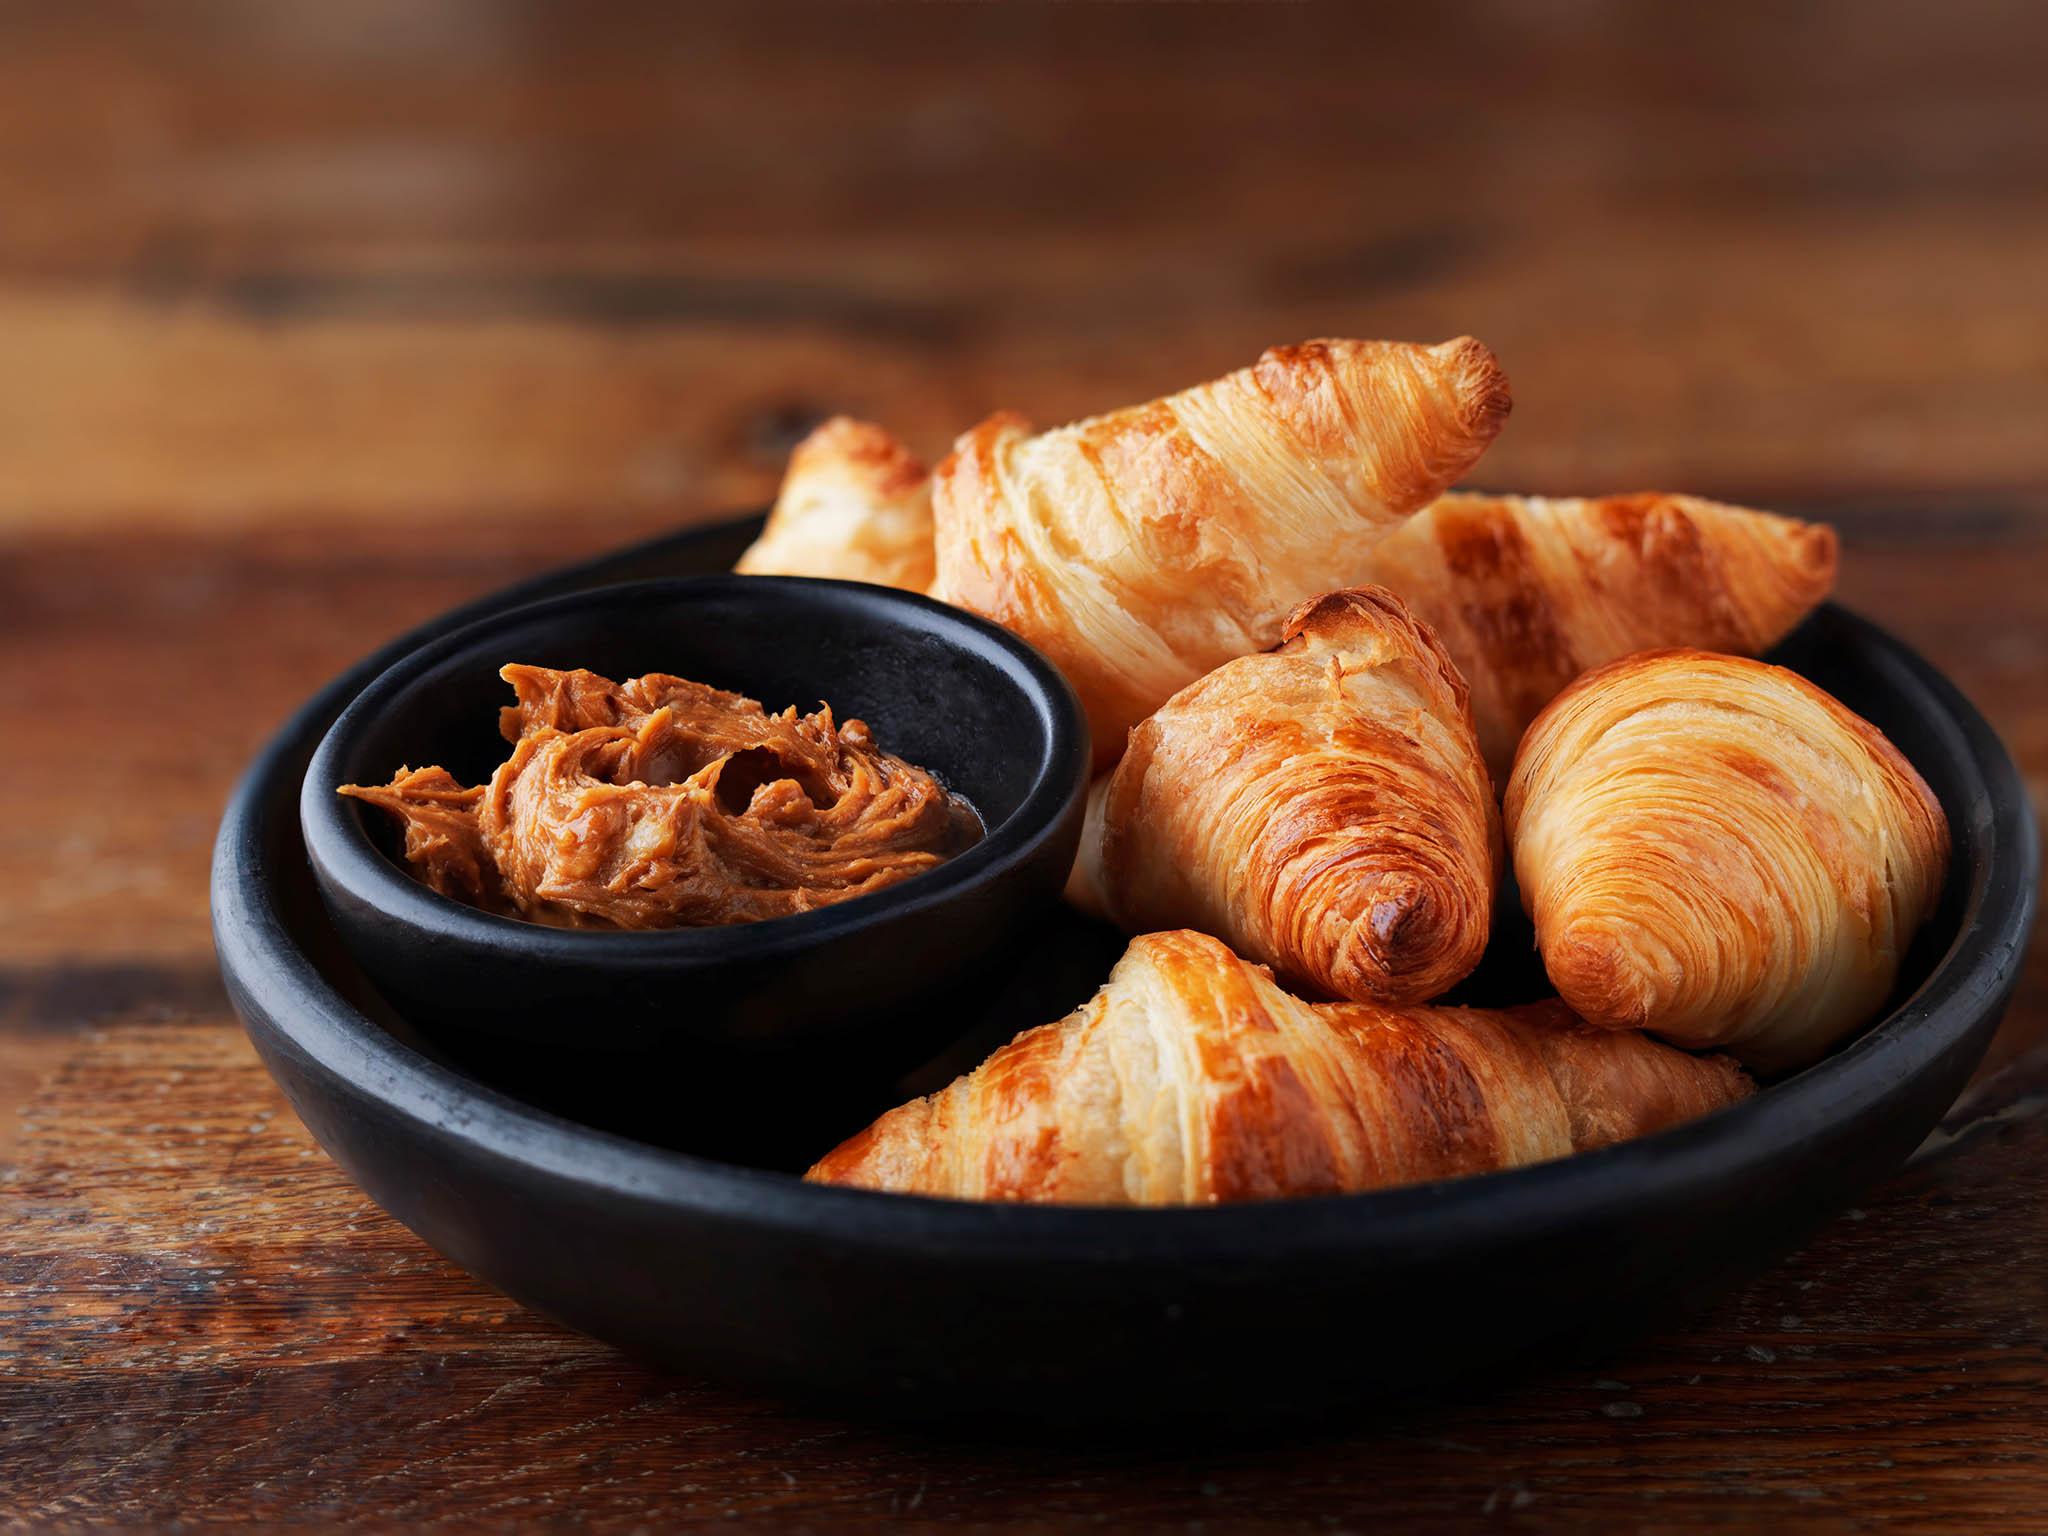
{"left": 931, "top": 338, "right": 1512, "bottom": 767}
{"left": 807, "top": 930, "right": 1750, "bottom": 1205}
{"left": 1075, "top": 586, "right": 1499, "bottom": 1005}
{"left": 1505, "top": 649, "right": 1948, "bottom": 1072}
{"left": 735, "top": 416, "right": 935, "bottom": 592}
{"left": 1354, "top": 491, "right": 1837, "bottom": 776}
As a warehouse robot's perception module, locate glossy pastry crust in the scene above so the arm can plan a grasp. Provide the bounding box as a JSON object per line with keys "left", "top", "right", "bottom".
{"left": 1354, "top": 491, "right": 1838, "bottom": 776}
{"left": 807, "top": 930, "right": 1750, "bottom": 1205}
{"left": 340, "top": 664, "right": 978, "bottom": 928}
{"left": 735, "top": 417, "right": 935, "bottom": 592}
{"left": 1075, "top": 587, "right": 1499, "bottom": 1005}
{"left": 931, "top": 338, "right": 1511, "bottom": 766}
{"left": 1505, "top": 649, "right": 1949, "bottom": 1072}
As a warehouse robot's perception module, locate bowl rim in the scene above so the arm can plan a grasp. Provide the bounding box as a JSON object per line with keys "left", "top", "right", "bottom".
{"left": 221, "top": 520, "right": 2038, "bottom": 1261}
{"left": 299, "top": 572, "right": 1091, "bottom": 964}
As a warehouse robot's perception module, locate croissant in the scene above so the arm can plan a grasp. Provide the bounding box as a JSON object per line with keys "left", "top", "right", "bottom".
{"left": 1072, "top": 587, "right": 1498, "bottom": 1005}
{"left": 1505, "top": 649, "right": 1949, "bottom": 1073}
{"left": 1353, "top": 491, "right": 1837, "bottom": 776}
{"left": 808, "top": 930, "right": 1751, "bottom": 1204}
{"left": 734, "top": 417, "right": 934, "bottom": 592}
{"left": 931, "top": 338, "right": 1511, "bottom": 766}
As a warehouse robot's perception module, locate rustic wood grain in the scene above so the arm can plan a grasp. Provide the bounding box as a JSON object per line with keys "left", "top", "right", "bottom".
{"left": 3, "top": 0, "right": 2045, "bottom": 1527}
{"left": 1, "top": 1, "right": 2045, "bottom": 528}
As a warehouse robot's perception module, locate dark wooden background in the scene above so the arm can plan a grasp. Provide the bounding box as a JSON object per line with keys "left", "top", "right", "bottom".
{"left": 4, "top": 2, "right": 2045, "bottom": 1528}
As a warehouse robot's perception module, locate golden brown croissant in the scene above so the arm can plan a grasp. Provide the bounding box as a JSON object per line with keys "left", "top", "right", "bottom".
{"left": 1505, "top": 649, "right": 1949, "bottom": 1073}
{"left": 808, "top": 930, "right": 1750, "bottom": 1204}
{"left": 1353, "top": 491, "right": 1838, "bottom": 776}
{"left": 735, "top": 417, "right": 934, "bottom": 592}
{"left": 1072, "top": 587, "right": 1498, "bottom": 1005}
{"left": 931, "top": 338, "right": 1511, "bottom": 766}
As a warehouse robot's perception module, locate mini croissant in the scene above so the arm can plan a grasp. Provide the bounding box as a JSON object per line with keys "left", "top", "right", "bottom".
{"left": 932, "top": 338, "right": 1511, "bottom": 766}
{"left": 1354, "top": 491, "right": 1838, "bottom": 776}
{"left": 808, "top": 930, "right": 1750, "bottom": 1204}
{"left": 1506, "top": 650, "right": 1949, "bottom": 1073}
{"left": 1073, "top": 587, "right": 1498, "bottom": 1005}
{"left": 735, "top": 417, "right": 935, "bottom": 592}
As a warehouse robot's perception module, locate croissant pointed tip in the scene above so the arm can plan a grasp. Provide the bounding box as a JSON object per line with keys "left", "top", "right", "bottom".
{"left": 1430, "top": 336, "right": 1513, "bottom": 438}
{"left": 1325, "top": 874, "right": 1486, "bottom": 1006}
{"left": 1368, "top": 886, "right": 1436, "bottom": 962}
{"left": 1279, "top": 584, "right": 1418, "bottom": 648}
{"left": 739, "top": 414, "right": 935, "bottom": 589}
{"left": 1791, "top": 518, "right": 1840, "bottom": 583}
{"left": 1546, "top": 919, "right": 1662, "bottom": 1031}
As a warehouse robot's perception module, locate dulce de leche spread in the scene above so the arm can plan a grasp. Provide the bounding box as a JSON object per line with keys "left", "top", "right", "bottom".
{"left": 340, "top": 664, "right": 981, "bottom": 928}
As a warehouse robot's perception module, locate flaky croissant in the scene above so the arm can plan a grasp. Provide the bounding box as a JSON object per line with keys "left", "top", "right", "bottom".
{"left": 1353, "top": 491, "right": 1838, "bottom": 776}
{"left": 1072, "top": 587, "right": 1498, "bottom": 1005}
{"left": 931, "top": 338, "right": 1511, "bottom": 766}
{"left": 1506, "top": 649, "right": 1949, "bottom": 1073}
{"left": 808, "top": 930, "right": 1750, "bottom": 1204}
{"left": 735, "top": 417, "right": 935, "bottom": 592}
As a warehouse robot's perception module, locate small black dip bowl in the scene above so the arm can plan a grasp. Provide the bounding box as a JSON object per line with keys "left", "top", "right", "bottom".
{"left": 299, "top": 574, "right": 1090, "bottom": 1083}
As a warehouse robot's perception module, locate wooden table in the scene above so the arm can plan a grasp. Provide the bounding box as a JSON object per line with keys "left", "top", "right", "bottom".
{"left": 5, "top": 4, "right": 2044, "bottom": 1527}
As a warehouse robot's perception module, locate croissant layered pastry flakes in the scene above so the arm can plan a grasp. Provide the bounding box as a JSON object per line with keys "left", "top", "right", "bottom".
{"left": 1506, "top": 649, "right": 1949, "bottom": 1072}
{"left": 808, "top": 930, "right": 1751, "bottom": 1205}
{"left": 1074, "top": 586, "right": 1499, "bottom": 1006}
{"left": 734, "top": 416, "right": 936, "bottom": 593}
{"left": 931, "top": 337, "right": 1512, "bottom": 765}
{"left": 1354, "top": 491, "right": 1839, "bottom": 777}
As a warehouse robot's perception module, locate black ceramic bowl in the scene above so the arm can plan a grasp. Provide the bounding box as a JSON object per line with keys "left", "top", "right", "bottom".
{"left": 300, "top": 574, "right": 1089, "bottom": 1072}
{"left": 219, "top": 516, "right": 2038, "bottom": 1423}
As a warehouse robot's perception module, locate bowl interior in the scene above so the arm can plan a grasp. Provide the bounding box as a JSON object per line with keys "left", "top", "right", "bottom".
{"left": 324, "top": 575, "right": 1072, "bottom": 902}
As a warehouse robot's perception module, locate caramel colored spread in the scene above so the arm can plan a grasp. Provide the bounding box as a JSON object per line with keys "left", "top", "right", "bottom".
{"left": 340, "top": 664, "right": 980, "bottom": 928}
